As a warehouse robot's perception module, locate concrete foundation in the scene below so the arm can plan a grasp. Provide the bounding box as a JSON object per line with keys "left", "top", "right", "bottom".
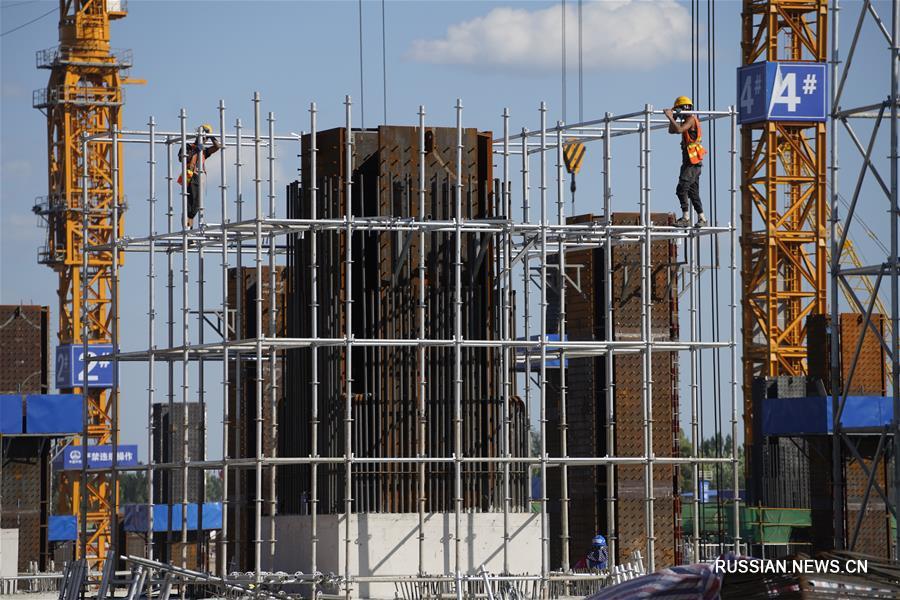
{"left": 263, "top": 512, "right": 542, "bottom": 599}
{"left": 1, "top": 528, "right": 19, "bottom": 593}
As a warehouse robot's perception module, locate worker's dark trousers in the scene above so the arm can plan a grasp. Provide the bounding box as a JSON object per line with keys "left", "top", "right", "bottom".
{"left": 187, "top": 176, "right": 200, "bottom": 220}
{"left": 676, "top": 163, "right": 704, "bottom": 214}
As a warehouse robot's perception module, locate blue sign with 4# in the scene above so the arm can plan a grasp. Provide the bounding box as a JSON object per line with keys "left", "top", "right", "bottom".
{"left": 55, "top": 343, "right": 116, "bottom": 389}
{"left": 737, "top": 61, "right": 828, "bottom": 124}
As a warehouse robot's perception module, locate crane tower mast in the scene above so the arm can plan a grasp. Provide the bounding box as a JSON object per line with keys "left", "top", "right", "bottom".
{"left": 741, "top": 0, "right": 828, "bottom": 442}
{"left": 33, "top": 0, "right": 135, "bottom": 571}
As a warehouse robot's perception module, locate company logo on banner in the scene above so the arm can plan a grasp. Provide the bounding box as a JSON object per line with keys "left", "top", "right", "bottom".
{"left": 55, "top": 343, "right": 116, "bottom": 389}
{"left": 61, "top": 444, "right": 138, "bottom": 470}
{"left": 737, "top": 61, "right": 828, "bottom": 124}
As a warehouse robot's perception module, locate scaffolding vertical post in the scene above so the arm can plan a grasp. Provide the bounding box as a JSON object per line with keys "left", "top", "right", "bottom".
{"left": 689, "top": 114, "right": 701, "bottom": 561}
{"left": 730, "top": 106, "right": 742, "bottom": 554}
{"left": 166, "top": 127, "right": 176, "bottom": 565}
{"left": 453, "top": 97, "right": 464, "bottom": 600}
{"left": 343, "top": 94, "right": 354, "bottom": 600}
{"left": 602, "top": 112, "right": 616, "bottom": 569}
{"left": 80, "top": 133, "right": 90, "bottom": 567}
{"left": 266, "top": 110, "right": 278, "bottom": 570}
{"left": 521, "top": 126, "right": 531, "bottom": 478}
{"left": 309, "top": 101, "right": 320, "bottom": 598}
{"left": 253, "top": 91, "right": 264, "bottom": 580}
{"left": 538, "top": 101, "right": 549, "bottom": 595}
{"left": 416, "top": 105, "right": 427, "bottom": 580}
{"left": 197, "top": 122, "right": 208, "bottom": 569}
{"left": 232, "top": 115, "right": 244, "bottom": 573}
{"left": 829, "top": 0, "right": 844, "bottom": 552}
{"left": 178, "top": 109, "right": 190, "bottom": 569}
{"left": 501, "top": 107, "right": 512, "bottom": 575}
{"left": 217, "top": 99, "right": 229, "bottom": 576}
{"left": 146, "top": 115, "right": 157, "bottom": 563}
{"left": 891, "top": 0, "right": 900, "bottom": 560}
{"left": 555, "top": 121, "right": 570, "bottom": 572}
{"left": 640, "top": 105, "right": 656, "bottom": 572}
{"left": 110, "top": 123, "right": 121, "bottom": 560}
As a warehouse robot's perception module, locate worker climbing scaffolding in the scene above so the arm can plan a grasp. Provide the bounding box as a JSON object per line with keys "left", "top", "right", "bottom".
{"left": 178, "top": 124, "right": 221, "bottom": 228}
{"left": 663, "top": 96, "right": 707, "bottom": 228}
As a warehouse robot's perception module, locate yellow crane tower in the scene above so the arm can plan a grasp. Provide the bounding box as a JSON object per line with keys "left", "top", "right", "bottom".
{"left": 33, "top": 0, "right": 140, "bottom": 571}
{"left": 740, "top": 0, "right": 828, "bottom": 443}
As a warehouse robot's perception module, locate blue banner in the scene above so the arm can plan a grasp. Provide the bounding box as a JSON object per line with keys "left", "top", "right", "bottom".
{"left": 55, "top": 343, "right": 116, "bottom": 389}
{"left": 737, "top": 61, "right": 828, "bottom": 124}
{"left": 60, "top": 444, "right": 139, "bottom": 470}
{"left": 48, "top": 515, "right": 77, "bottom": 541}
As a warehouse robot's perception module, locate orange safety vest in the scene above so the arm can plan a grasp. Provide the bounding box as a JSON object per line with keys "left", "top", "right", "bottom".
{"left": 682, "top": 118, "right": 707, "bottom": 165}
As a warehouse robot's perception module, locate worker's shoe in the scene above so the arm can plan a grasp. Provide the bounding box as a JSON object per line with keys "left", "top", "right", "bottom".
{"left": 674, "top": 216, "right": 691, "bottom": 227}
{"left": 695, "top": 215, "right": 708, "bottom": 228}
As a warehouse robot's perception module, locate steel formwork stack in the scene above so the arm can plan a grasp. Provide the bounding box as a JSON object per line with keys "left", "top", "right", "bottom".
{"left": 84, "top": 95, "right": 739, "bottom": 597}
{"left": 0, "top": 305, "right": 52, "bottom": 572}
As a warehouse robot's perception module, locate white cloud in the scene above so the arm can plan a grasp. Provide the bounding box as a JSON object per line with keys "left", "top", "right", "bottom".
{"left": 408, "top": 0, "right": 692, "bottom": 72}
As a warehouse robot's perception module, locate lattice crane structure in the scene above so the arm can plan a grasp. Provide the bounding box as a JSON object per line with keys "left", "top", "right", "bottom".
{"left": 741, "top": 0, "right": 828, "bottom": 443}
{"left": 33, "top": 0, "right": 139, "bottom": 571}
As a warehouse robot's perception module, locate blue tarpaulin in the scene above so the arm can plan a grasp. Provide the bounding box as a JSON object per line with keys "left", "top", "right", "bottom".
{"left": 0, "top": 394, "right": 22, "bottom": 434}
{"left": 48, "top": 515, "right": 77, "bottom": 541}
{"left": 25, "top": 394, "right": 81, "bottom": 434}
{"left": 123, "top": 503, "right": 223, "bottom": 533}
{"left": 762, "top": 396, "right": 894, "bottom": 436}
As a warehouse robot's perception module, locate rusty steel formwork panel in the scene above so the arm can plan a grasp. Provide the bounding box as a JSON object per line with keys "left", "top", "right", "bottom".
{"left": 281, "top": 125, "right": 528, "bottom": 517}
{"left": 806, "top": 313, "right": 886, "bottom": 396}
{"left": 609, "top": 213, "right": 679, "bottom": 569}
{"left": 547, "top": 215, "right": 605, "bottom": 569}
{"left": 0, "top": 305, "right": 50, "bottom": 394}
{"left": 1, "top": 439, "right": 51, "bottom": 571}
{"left": 547, "top": 214, "right": 679, "bottom": 569}
{"left": 225, "top": 266, "right": 286, "bottom": 570}
{"left": 151, "top": 402, "right": 204, "bottom": 504}
{"left": 845, "top": 451, "right": 891, "bottom": 558}
{"left": 0, "top": 305, "right": 51, "bottom": 571}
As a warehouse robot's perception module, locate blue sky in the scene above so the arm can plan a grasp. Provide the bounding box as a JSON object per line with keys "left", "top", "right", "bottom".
{"left": 1, "top": 1, "right": 893, "bottom": 463}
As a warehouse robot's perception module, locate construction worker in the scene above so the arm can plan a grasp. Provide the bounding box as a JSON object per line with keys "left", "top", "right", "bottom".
{"left": 574, "top": 533, "right": 609, "bottom": 570}
{"left": 177, "top": 124, "right": 221, "bottom": 228}
{"left": 663, "top": 96, "right": 707, "bottom": 227}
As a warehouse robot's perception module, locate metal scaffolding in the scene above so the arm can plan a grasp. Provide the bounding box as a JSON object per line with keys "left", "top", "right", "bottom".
{"left": 80, "top": 95, "right": 740, "bottom": 598}
{"left": 829, "top": 0, "right": 900, "bottom": 557}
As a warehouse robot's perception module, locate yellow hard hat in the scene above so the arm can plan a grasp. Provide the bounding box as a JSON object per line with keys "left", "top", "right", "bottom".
{"left": 673, "top": 96, "right": 693, "bottom": 108}
{"left": 200, "top": 123, "right": 213, "bottom": 133}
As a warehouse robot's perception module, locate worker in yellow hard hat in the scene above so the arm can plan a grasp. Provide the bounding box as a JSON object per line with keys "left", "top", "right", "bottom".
{"left": 663, "top": 96, "right": 707, "bottom": 227}
{"left": 177, "top": 124, "right": 221, "bottom": 228}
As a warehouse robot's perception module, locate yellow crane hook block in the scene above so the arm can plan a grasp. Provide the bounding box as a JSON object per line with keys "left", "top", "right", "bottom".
{"left": 563, "top": 141, "right": 586, "bottom": 175}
